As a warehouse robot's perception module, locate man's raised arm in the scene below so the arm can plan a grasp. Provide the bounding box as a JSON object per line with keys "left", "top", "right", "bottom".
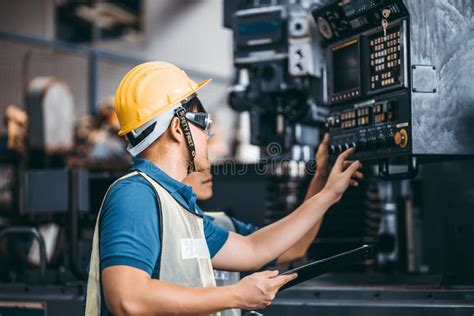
{"left": 212, "top": 148, "right": 362, "bottom": 272}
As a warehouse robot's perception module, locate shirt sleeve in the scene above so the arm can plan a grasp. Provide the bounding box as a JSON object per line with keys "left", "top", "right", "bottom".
{"left": 99, "top": 177, "right": 160, "bottom": 275}
{"left": 230, "top": 217, "right": 259, "bottom": 236}
{"left": 203, "top": 214, "right": 229, "bottom": 258}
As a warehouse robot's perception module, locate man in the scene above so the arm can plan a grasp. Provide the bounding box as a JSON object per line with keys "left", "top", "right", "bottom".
{"left": 85, "top": 61, "right": 362, "bottom": 315}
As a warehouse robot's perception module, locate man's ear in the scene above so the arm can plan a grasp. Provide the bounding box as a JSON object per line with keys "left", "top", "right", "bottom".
{"left": 167, "top": 117, "right": 183, "bottom": 144}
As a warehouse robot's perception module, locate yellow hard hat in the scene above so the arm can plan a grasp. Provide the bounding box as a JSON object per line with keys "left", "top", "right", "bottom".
{"left": 114, "top": 61, "right": 211, "bottom": 137}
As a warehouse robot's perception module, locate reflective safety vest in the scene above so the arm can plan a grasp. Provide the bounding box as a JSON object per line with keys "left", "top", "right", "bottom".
{"left": 85, "top": 171, "right": 220, "bottom": 315}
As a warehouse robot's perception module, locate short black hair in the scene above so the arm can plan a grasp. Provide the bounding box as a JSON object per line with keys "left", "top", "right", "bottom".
{"left": 182, "top": 95, "right": 206, "bottom": 113}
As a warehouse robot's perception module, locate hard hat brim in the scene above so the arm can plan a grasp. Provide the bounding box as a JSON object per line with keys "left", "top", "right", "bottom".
{"left": 117, "top": 77, "right": 212, "bottom": 136}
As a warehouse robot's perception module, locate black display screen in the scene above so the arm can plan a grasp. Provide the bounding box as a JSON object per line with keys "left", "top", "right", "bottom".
{"left": 238, "top": 20, "right": 282, "bottom": 37}
{"left": 332, "top": 40, "right": 360, "bottom": 94}
{"left": 234, "top": 9, "right": 284, "bottom": 46}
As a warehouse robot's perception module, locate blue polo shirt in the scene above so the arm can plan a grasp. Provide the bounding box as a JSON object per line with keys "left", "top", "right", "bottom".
{"left": 98, "top": 158, "right": 229, "bottom": 315}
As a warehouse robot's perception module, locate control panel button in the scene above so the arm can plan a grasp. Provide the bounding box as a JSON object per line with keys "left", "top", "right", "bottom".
{"left": 394, "top": 128, "right": 408, "bottom": 148}
{"left": 337, "top": 144, "right": 344, "bottom": 154}
{"left": 317, "top": 17, "right": 333, "bottom": 39}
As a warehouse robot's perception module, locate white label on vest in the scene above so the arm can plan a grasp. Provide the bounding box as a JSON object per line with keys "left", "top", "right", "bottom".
{"left": 180, "top": 238, "right": 211, "bottom": 260}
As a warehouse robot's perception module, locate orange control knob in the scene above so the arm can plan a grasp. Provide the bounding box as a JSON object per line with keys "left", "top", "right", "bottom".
{"left": 394, "top": 128, "right": 408, "bottom": 148}
{"left": 394, "top": 132, "right": 402, "bottom": 145}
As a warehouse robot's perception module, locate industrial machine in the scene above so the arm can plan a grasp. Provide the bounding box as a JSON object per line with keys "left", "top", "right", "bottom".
{"left": 0, "top": 1, "right": 473, "bottom": 315}
{"left": 224, "top": 0, "right": 385, "bottom": 261}
{"left": 313, "top": 0, "right": 474, "bottom": 178}
{"left": 226, "top": 0, "right": 327, "bottom": 153}
{"left": 224, "top": 0, "right": 332, "bottom": 240}
{"left": 223, "top": 0, "right": 474, "bottom": 315}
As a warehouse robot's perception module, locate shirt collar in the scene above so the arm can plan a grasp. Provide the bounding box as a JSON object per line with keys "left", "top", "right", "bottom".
{"left": 130, "top": 157, "right": 202, "bottom": 216}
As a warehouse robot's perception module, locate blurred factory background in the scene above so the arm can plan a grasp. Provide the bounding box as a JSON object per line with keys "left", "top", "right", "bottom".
{"left": 0, "top": 0, "right": 237, "bottom": 158}
{"left": 0, "top": 0, "right": 473, "bottom": 315}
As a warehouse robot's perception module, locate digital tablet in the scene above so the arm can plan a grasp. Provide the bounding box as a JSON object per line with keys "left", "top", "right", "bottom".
{"left": 279, "top": 244, "right": 374, "bottom": 291}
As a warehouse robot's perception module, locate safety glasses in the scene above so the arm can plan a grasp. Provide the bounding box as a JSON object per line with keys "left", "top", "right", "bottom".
{"left": 185, "top": 112, "right": 213, "bottom": 137}
{"left": 179, "top": 95, "right": 213, "bottom": 137}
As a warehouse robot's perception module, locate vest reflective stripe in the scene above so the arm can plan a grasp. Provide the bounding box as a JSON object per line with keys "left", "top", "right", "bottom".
{"left": 85, "top": 171, "right": 220, "bottom": 315}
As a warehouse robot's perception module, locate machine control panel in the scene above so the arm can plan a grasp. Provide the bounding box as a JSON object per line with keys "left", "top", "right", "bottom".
{"left": 326, "top": 94, "right": 410, "bottom": 160}
{"left": 313, "top": 0, "right": 411, "bottom": 161}
{"left": 326, "top": 22, "right": 406, "bottom": 105}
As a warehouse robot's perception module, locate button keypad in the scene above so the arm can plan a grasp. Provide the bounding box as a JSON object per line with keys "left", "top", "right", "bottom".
{"left": 369, "top": 28, "right": 402, "bottom": 91}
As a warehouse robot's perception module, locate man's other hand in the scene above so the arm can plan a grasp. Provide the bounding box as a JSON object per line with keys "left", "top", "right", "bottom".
{"left": 232, "top": 270, "right": 297, "bottom": 310}
{"left": 321, "top": 148, "right": 363, "bottom": 204}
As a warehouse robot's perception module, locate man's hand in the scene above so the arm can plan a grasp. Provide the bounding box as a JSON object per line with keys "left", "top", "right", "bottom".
{"left": 320, "top": 148, "right": 362, "bottom": 204}
{"left": 232, "top": 270, "right": 297, "bottom": 310}
{"left": 306, "top": 133, "right": 363, "bottom": 200}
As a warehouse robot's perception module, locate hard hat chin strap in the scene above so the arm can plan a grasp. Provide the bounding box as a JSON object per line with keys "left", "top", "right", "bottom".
{"left": 174, "top": 106, "right": 196, "bottom": 174}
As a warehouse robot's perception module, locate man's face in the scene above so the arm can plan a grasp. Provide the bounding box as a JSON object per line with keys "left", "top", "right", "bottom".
{"left": 182, "top": 170, "right": 213, "bottom": 201}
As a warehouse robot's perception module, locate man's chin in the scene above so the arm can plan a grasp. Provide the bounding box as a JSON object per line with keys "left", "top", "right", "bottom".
{"left": 199, "top": 191, "right": 213, "bottom": 201}
{"left": 204, "top": 185, "right": 213, "bottom": 199}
